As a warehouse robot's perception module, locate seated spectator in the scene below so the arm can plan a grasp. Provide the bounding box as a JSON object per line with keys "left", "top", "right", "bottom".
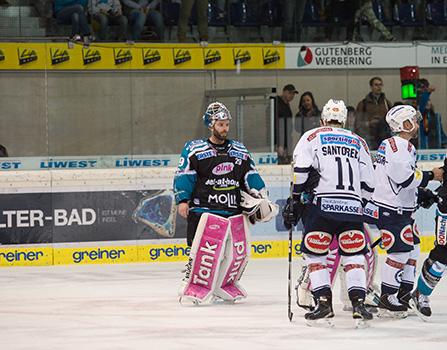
{"left": 295, "top": 91, "right": 321, "bottom": 137}
{"left": 90, "top": 0, "right": 129, "bottom": 41}
{"left": 0, "top": 144, "right": 8, "bottom": 157}
{"left": 54, "top": 0, "right": 92, "bottom": 41}
{"left": 177, "top": 0, "right": 207, "bottom": 43}
{"left": 121, "top": 0, "right": 164, "bottom": 42}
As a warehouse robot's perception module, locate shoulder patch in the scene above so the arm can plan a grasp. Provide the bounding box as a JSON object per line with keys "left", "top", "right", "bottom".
{"left": 196, "top": 149, "right": 217, "bottom": 160}
{"left": 186, "top": 139, "right": 208, "bottom": 151}
{"left": 388, "top": 138, "right": 398, "bottom": 153}
{"left": 231, "top": 140, "right": 248, "bottom": 151}
{"left": 307, "top": 127, "right": 333, "bottom": 141}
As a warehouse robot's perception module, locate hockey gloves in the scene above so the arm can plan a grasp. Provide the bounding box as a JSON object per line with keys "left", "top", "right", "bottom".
{"left": 417, "top": 187, "right": 438, "bottom": 209}
{"left": 304, "top": 168, "right": 320, "bottom": 192}
{"left": 282, "top": 197, "right": 305, "bottom": 230}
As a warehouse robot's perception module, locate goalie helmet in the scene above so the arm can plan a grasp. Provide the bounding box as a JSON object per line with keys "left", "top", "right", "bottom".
{"left": 321, "top": 99, "right": 348, "bottom": 125}
{"left": 203, "top": 102, "right": 232, "bottom": 128}
{"left": 386, "top": 104, "right": 421, "bottom": 133}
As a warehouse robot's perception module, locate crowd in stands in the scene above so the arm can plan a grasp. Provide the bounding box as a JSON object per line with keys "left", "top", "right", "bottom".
{"left": 1, "top": 0, "right": 447, "bottom": 43}
{"left": 274, "top": 76, "right": 447, "bottom": 164}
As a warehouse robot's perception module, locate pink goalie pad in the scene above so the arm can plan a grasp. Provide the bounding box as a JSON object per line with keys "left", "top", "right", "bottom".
{"left": 181, "top": 213, "right": 229, "bottom": 303}
{"left": 214, "top": 214, "right": 250, "bottom": 301}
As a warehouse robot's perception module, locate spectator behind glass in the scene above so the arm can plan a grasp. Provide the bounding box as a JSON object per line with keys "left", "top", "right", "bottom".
{"left": 177, "top": 0, "right": 208, "bottom": 43}
{"left": 295, "top": 91, "right": 321, "bottom": 138}
{"left": 275, "top": 84, "right": 299, "bottom": 164}
{"left": 354, "top": 76, "right": 392, "bottom": 150}
{"left": 121, "top": 0, "right": 165, "bottom": 41}
{"left": 346, "top": 105, "right": 356, "bottom": 131}
{"left": 419, "top": 99, "right": 447, "bottom": 149}
{"left": 54, "top": 0, "right": 92, "bottom": 41}
{"left": 0, "top": 144, "right": 8, "bottom": 157}
{"left": 90, "top": 0, "right": 129, "bottom": 41}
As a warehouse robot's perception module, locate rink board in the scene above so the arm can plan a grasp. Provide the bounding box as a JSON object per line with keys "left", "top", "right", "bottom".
{"left": 0, "top": 162, "right": 442, "bottom": 267}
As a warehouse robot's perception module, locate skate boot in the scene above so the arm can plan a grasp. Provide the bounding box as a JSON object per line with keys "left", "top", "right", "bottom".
{"left": 352, "top": 298, "right": 373, "bottom": 328}
{"left": 378, "top": 294, "right": 408, "bottom": 318}
{"left": 304, "top": 296, "right": 334, "bottom": 327}
{"left": 409, "top": 290, "right": 432, "bottom": 321}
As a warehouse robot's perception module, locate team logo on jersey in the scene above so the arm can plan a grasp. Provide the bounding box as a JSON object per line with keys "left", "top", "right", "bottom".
{"left": 380, "top": 230, "right": 395, "bottom": 250}
{"left": 114, "top": 48, "right": 132, "bottom": 65}
{"left": 320, "top": 134, "right": 361, "bottom": 150}
{"left": 18, "top": 48, "right": 38, "bottom": 65}
{"left": 50, "top": 48, "right": 70, "bottom": 65}
{"left": 0, "top": 49, "right": 4, "bottom": 62}
{"left": 173, "top": 49, "right": 191, "bottom": 65}
{"left": 142, "top": 49, "right": 161, "bottom": 65}
{"left": 400, "top": 225, "right": 414, "bottom": 246}
{"left": 229, "top": 150, "right": 248, "bottom": 160}
{"left": 263, "top": 48, "right": 280, "bottom": 65}
{"left": 436, "top": 214, "right": 447, "bottom": 246}
{"left": 212, "top": 162, "right": 234, "bottom": 175}
{"left": 304, "top": 231, "right": 331, "bottom": 254}
{"left": 339, "top": 230, "right": 365, "bottom": 254}
{"left": 204, "top": 49, "right": 221, "bottom": 65}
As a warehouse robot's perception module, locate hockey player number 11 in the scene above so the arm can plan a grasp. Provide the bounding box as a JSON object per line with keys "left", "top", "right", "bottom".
{"left": 335, "top": 157, "right": 355, "bottom": 191}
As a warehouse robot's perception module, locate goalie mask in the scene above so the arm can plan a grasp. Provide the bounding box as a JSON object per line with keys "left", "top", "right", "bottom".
{"left": 240, "top": 191, "right": 278, "bottom": 223}
{"left": 386, "top": 104, "right": 422, "bottom": 133}
{"left": 203, "top": 102, "right": 232, "bottom": 128}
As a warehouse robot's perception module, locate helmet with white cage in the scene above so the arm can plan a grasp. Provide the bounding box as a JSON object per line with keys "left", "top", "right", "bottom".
{"left": 321, "top": 99, "right": 347, "bottom": 125}
{"left": 203, "top": 101, "right": 232, "bottom": 128}
{"left": 385, "top": 105, "right": 421, "bottom": 133}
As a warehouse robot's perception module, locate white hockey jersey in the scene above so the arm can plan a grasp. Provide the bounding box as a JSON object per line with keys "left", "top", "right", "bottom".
{"left": 372, "top": 136, "right": 427, "bottom": 212}
{"left": 293, "top": 126, "right": 375, "bottom": 220}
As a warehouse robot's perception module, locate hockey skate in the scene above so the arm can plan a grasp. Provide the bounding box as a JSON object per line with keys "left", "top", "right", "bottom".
{"left": 304, "top": 296, "right": 335, "bottom": 328}
{"left": 352, "top": 299, "right": 373, "bottom": 328}
{"left": 409, "top": 290, "right": 432, "bottom": 322}
{"left": 377, "top": 294, "right": 408, "bottom": 319}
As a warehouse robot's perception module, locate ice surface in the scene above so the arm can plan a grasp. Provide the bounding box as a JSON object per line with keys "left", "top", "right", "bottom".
{"left": 1, "top": 256, "right": 446, "bottom": 350}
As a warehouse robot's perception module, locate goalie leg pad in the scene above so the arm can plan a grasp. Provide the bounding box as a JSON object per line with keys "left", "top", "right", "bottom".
{"left": 214, "top": 214, "right": 250, "bottom": 301}
{"left": 180, "top": 213, "right": 229, "bottom": 303}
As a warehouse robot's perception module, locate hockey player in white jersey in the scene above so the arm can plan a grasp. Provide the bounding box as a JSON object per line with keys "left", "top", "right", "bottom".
{"left": 283, "top": 99, "right": 376, "bottom": 326}
{"left": 372, "top": 105, "right": 443, "bottom": 316}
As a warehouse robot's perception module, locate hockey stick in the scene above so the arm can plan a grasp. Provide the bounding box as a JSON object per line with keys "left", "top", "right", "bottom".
{"left": 287, "top": 181, "right": 294, "bottom": 322}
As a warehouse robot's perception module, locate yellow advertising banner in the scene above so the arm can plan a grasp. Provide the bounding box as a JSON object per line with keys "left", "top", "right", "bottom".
{"left": 0, "top": 246, "right": 53, "bottom": 266}
{"left": 0, "top": 42, "right": 285, "bottom": 70}
{"left": 53, "top": 245, "right": 138, "bottom": 265}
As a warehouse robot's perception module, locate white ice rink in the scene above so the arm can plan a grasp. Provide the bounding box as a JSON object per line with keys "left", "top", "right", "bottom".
{"left": 1, "top": 257, "right": 447, "bottom": 350}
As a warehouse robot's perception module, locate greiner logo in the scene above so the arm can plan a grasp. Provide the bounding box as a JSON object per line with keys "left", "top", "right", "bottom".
{"left": 212, "top": 162, "right": 234, "bottom": 175}
{"left": 0, "top": 250, "right": 44, "bottom": 262}
{"left": 251, "top": 243, "right": 272, "bottom": 254}
{"left": 149, "top": 246, "right": 190, "bottom": 260}
{"left": 72, "top": 248, "right": 125, "bottom": 263}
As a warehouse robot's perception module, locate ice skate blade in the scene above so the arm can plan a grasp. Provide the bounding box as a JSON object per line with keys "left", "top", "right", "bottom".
{"left": 408, "top": 299, "right": 430, "bottom": 322}
{"left": 305, "top": 318, "right": 334, "bottom": 328}
{"left": 354, "top": 318, "right": 370, "bottom": 329}
{"left": 179, "top": 296, "right": 201, "bottom": 306}
{"left": 377, "top": 308, "right": 407, "bottom": 319}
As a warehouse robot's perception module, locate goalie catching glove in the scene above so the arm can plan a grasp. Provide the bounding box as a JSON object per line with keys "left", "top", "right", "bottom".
{"left": 240, "top": 190, "right": 278, "bottom": 224}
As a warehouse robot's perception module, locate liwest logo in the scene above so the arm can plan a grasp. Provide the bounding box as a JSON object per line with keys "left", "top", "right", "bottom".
{"left": 18, "top": 48, "right": 38, "bottom": 65}
{"left": 173, "top": 49, "right": 191, "bottom": 65}
{"left": 233, "top": 49, "right": 251, "bottom": 64}
{"left": 0, "top": 250, "right": 44, "bottom": 263}
{"left": 114, "top": 48, "right": 132, "bottom": 65}
{"left": 297, "top": 46, "right": 313, "bottom": 67}
{"left": 149, "top": 246, "right": 190, "bottom": 260}
{"left": 83, "top": 48, "right": 101, "bottom": 65}
{"left": 72, "top": 248, "right": 125, "bottom": 263}
{"left": 263, "top": 48, "right": 280, "bottom": 65}
{"left": 142, "top": 48, "right": 161, "bottom": 65}
{"left": 50, "top": 48, "right": 70, "bottom": 65}
{"left": 204, "top": 49, "right": 221, "bottom": 65}
{"left": 0, "top": 49, "right": 5, "bottom": 62}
